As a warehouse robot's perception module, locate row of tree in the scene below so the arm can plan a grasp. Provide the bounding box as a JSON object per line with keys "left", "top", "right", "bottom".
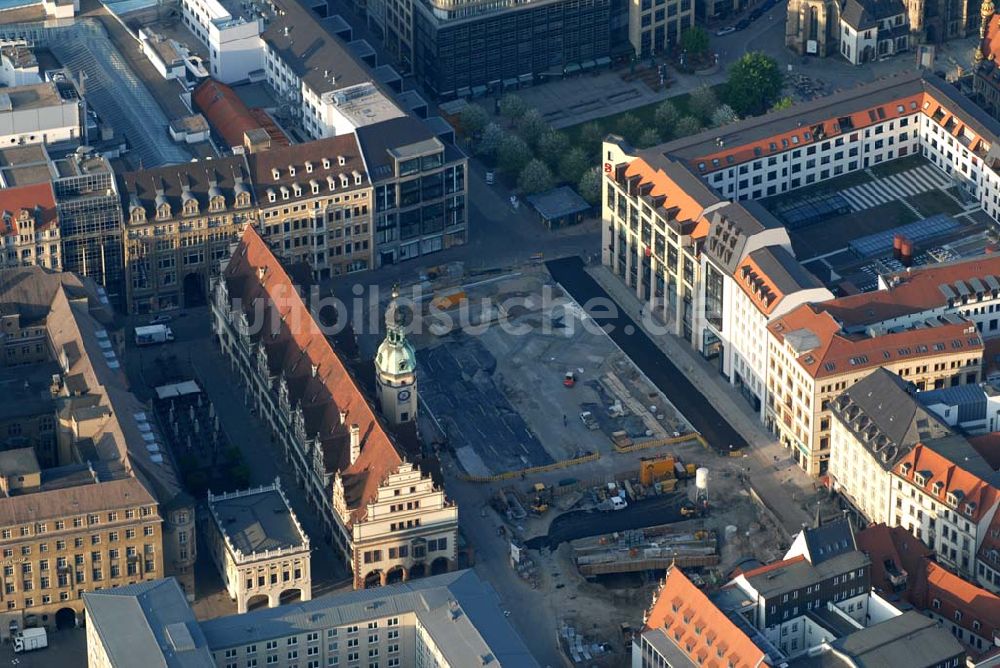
{"left": 460, "top": 97, "right": 602, "bottom": 201}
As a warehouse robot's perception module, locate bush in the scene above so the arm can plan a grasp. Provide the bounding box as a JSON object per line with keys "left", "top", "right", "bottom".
{"left": 477, "top": 123, "right": 505, "bottom": 164}
{"left": 578, "top": 121, "right": 605, "bottom": 155}
{"left": 518, "top": 159, "right": 554, "bottom": 194}
{"left": 711, "top": 104, "right": 739, "bottom": 128}
{"left": 614, "top": 113, "right": 643, "bottom": 144}
{"left": 681, "top": 26, "right": 710, "bottom": 59}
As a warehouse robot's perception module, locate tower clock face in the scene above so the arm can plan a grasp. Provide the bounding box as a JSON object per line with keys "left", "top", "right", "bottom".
{"left": 398, "top": 389, "right": 411, "bottom": 401}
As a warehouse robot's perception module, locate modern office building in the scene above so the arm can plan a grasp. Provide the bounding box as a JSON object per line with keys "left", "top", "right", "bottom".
{"left": 85, "top": 570, "right": 539, "bottom": 668}
{"left": 211, "top": 225, "right": 458, "bottom": 589}
{"left": 410, "top": 0, "right": 612, "bottom": 99}
{"left": 627, "top": 0, "right": 695, "bottom": 58}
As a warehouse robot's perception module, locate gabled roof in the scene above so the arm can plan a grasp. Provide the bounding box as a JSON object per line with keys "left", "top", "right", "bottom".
{"left": 643, "top": 566, "right": 770, "bottom": 668}
{"left": 734, "top": 245, "right": 825, "bottom": 316}
{"left": 192, "top": 79, "right": 289, "bottom": 150}
{"left": 0, "top": 181, "right": 56, "bottom": 232}
{"left": 617, "top": 155, "right": 722, "bottom": 241}
{"left": 121, "top": 155, "right": 253, "bottom": 217}
{"left": 830, "top": 369, "right": 950, "bottom": 470}
{"left": 894, "top": 443, "right": 1000, "bottom": 522}
{"left": 801, "top": 518, "right": 857, "bottom": 565}
{"left": 768, "top": 304, "right": 983, "bottom": 379}
{"left": 247, "top": 135, "right": 368, "bottom": 206}
{"left": 221, "top": 226, "right": 402, "bottom": 524}
{"left": 841, "top": 0, "right": 906, "bottom": 30}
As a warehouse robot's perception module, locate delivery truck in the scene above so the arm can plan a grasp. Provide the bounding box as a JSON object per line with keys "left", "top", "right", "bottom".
{"left": 135, "top": 324, "right": 175, "bottom": 346}
{"left": 13, "top": 627, "right": 47, "bottom": 653}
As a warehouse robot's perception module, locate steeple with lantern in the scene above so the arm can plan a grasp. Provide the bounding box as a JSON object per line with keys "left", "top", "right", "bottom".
{"left": 977, "top": 0, "right": 997, "bottom": 64}
{"left": 374, "top": 285, "right": 418, "bottom": 426}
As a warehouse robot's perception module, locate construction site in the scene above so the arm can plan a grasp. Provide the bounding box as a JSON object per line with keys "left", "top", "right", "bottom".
{"left": 375, "top": 262, "right": 839, "bottom": 667}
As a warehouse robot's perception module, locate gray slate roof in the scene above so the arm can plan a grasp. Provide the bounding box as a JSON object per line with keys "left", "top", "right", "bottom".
{"left": 830, "top": 369, "right": 950, "bottom": 470}
{"left": 830, "top": 611, "right": 964, "bottom": 668}
{"left": 201, "top": 569, "right": 540, "bottom": 667}
{"left": 84, "top": 578, "right": 214, "bottom": 668}
{"left": 803, "top": 518, "right": 857, "bottom": 565}
{"left": 840, "top": 0, "right": 906, "bottom": 31}
{"left": 746, "top": 550, "right": 870, "bottom": 599}
{"left": 210, "top": 488, "right": 306, "bottom": 556}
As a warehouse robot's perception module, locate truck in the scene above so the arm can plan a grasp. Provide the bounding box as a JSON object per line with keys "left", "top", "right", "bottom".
{"left": 135, "top": 324, "right": 174, "bottom": 346}
{"left": 13, "top": 627, "right": 47, "bottom": 653}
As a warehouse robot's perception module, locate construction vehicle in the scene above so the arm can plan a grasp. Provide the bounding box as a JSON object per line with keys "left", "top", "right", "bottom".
{"left": 611, "top": 431, "right": 633, "bottom": 448}
{"left": 563, "top": 371, "right": 576, "bottom": 387}
{"left": 529, "top": 483, "right": 551, "bottom": 515}
{"left": 680, "top": 502, "right": 700, "bottom": 518}
{"left": 13, "top": 628, "right": 47, "bottom": 653}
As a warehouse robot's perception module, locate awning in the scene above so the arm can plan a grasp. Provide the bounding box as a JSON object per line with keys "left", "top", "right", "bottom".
{"left": 581, "top": 59, "right": 596, "bottom": 70}
{"left": 471, "top": 85, "right": 488, "bottom": 97}
{"left": 503, "top": 77, "right": 518, "bottom": 87}
{"left": 564, "top": 63, "right": 581, "bottom": 74}
{"left": 595, "top": 56, "right": 612, "bottom": 66}
{"left": 457, "top": 86, "right": 471, "bottom": 98}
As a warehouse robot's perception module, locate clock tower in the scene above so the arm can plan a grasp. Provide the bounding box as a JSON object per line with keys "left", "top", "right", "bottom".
{"left": 375, "top": 286, "right": 418, "bottom": 425}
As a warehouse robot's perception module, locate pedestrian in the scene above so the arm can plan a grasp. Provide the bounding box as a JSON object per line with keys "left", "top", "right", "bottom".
{"left": 563, "top": 414, "right": 567, "bottom": 427}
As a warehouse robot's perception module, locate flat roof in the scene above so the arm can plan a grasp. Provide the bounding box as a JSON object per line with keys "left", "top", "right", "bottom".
{"left": 323, "top": 83, "right": 405, "bottom": 128}
{"left": 526, "top": 185, "right": 591, "bottom": 220}
{"left": 0, "top": 81, "right": 70, "bottom": 112}
{"left": 0, "top": 447, "right": 39, "bottom": 478}
{"left": 209, "top": 487, "right": 307, "bottom": 556}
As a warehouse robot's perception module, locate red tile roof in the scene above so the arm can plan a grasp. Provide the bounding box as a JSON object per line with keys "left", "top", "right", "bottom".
{"left": 222, "top": 225, "right": 401, "bottom": 525}
{"left": 735, "top": 253, "right": 785, "bottom": 316}
{"left": 821, "top": 256, "right": 1000, "bottom": 328}
{"left": 623, "top": 158, "right": 716, "bottom": 240}
{"left": 768, "top": 304, "right": 983, "bottom": 379}
{"left": 894, "top": 443, "right": 999, "bottom": 522}
{"left": 858, "top": 524, "right": 1000, "bottom": 657}
{"left": 644, "top": 566, "right": 769, "bottom": 668}
{"left": 0, "top": 182, "right": 56, "bottom": 233}
{"left": 193, "top": 79, "right": 289, "bottom": 150}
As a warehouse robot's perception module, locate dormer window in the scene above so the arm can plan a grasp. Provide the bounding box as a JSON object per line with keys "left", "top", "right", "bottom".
{"left": 210, "top": 196, "right": 224, "bottom": 212}
{"left": 305, "top": 161, "right": 313, "bottom": 173}
{"left": 353, "top": 171, "right": 362, "bottom": 185}
{"left": 157, "top": 204, "right": 170, "bottom": 220}
{"left": 932, "top": 481, "right": 944, "bottom": 494}
{"left": 914, "top": 472, "right": 926, "bottom": 486}
{"left": 338, "top": 155, "right": 346, "bottom": 166}
{"left": 289, "top": 165, "right": 296, "bottom": 177}
{"left": 322, "top": 158, "right": 331, "bottom": 169}
{"left": 292, "top": 184, "right": 302, "bottom": 197}
{"left": 236, "top": 192, "right": 250, "bottom": 208}
{"left": 327, "top": 176, "right": 336, "bottom": 191}
{"left": 901, "top": 462, "right": 912, "bottom": 475}
{"left": 311, "top": 180, "right": 320, "bottom": 195}
{"left": 280, "top": 186, "right": 289, "bottom": 200}
{"left": 272, "top": 168, "right": 280, "bottom": 180}
{"left": 267, "top": 189, "right": 276, "bottom": 203}
{"left": 340, "top": 174, "right": 349, "bottom": 187}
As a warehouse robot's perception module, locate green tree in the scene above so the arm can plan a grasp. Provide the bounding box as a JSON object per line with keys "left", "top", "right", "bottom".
{"left": 614, "top": 113, "right": 643, "bottom": 144}
{"left": 578, "top": 121, "right": 605, "bottom": 154}
{"left": 498, "top": 134, "right": 532, "bottom": 175}
{"left": 559, "top": 147, "right": 590, "bottom": 184}
{"left": 517, "top": 109, "right": 549, "bottom": 148}
{"left": 654, "top": 100, "right": 680, "bottom": 139}
{"left": 477, "top": 123, "right": 505, "bottom": 164}
{"left": 711, "top": 104, "right": 739, "bottom": 128}
{"left": 498, "top": 93, "right": 528, "bottom": 123}
{"left": 726, "top": 52, "right": 783, "bottom": 117}
{"left": 680, "top": 26, "right": 710, "bottom": 59}
{"left": 518, "top": 159, "right": 554, "bottom": 194}
{"left": 538, "top": 130, "right": 570, "bottom": 169}
{"left": 460, "top": 104, "right": 489, "bottom": 138}
{"left": 578, "top": 167, "right": 602, "bottom": 205}
{"left": 770, "top": 96, "right": 794, "bottom": 112}
{"left": 637, "top": 128, "right": 661, "bottom": 148}
{"left": 688, "top": 86, "right": 719, "bottom": 123}
{"left": 675, "top": 116, "right": 703, "bottom": 137}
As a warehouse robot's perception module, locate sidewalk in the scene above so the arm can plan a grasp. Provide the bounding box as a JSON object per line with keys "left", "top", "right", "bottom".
{"left": 584, "top": 264, "right": 830, "bottom": 534}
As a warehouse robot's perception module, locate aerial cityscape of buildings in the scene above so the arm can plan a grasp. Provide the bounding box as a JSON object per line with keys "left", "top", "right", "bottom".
{"left": 2, "top": 0, "right": 1000, "bottom": 662}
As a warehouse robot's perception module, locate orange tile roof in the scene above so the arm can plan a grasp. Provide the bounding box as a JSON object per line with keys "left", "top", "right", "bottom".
{"left": 856, "top": 523, "right": 931, "bottom": 595}
{"left": 921, "top": 561, "right": 1000, "bottom": 647}
{"left": 644, "top": 566, "right": 769, "bottom": 668}
{"left": 985, "top": 14, "right": 1000, "bottom": 67}
{"left": 979, "top": 509, "right": 1000, "bottom": 570}
{"left": 735, "top": 253, "right": 785, "bottom": 316}
{"left": 894, "top": 443, "right": 999, "bottom": 522}
{"left": 0, "top": 181, "right": 56, "bottom": 234}
{"left": 624, "top": 158, "right": 715, "bottom": 240}
{"left": 193, "top": 79, "right": 289, "bottom": 150}
{"left": 768, "top": 303, "right": 983, "bottom": 379}
{"left": 222, "top": 225, "right": 402, "bottom": 525}
{"left": 736, "top": 554, "right": 806, "bottom": 578}
{"left": 821, "top": 256, "right": 1000, "bottom": 328}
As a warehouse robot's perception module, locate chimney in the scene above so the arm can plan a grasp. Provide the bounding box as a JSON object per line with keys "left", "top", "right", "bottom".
{"left": 339, "top": 410, "right": 347, "bottom": 425}
{"left": 349, "top": 424, "right": 360, "bottom": 465}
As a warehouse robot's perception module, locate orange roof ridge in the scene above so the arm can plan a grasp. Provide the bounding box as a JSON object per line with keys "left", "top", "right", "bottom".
{"left": 223, "top": 225, "right": 402, "bottom": 525}
{"left": 738, "top": 554, "right": 807, "bottom": 578}
{"left": 644, "top": 567, "right": 769, "bottom": 666}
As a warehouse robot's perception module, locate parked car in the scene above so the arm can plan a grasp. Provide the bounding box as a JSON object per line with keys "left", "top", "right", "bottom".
{"left": 749, "top": 6, "right": 765, "bottom": 19}
{"left": 150, "top": 314, "right": 173, "bottom": 324}
{"left": 736, "top": 17, "right": 751, "bottom": 29}
{"left": 715, "top": 26, "right": 736, "bottom": 36}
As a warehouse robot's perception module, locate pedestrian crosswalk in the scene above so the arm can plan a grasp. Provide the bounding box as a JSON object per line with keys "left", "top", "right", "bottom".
{"left": 839, "top": 165, "right": 951, "bottom": 211}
